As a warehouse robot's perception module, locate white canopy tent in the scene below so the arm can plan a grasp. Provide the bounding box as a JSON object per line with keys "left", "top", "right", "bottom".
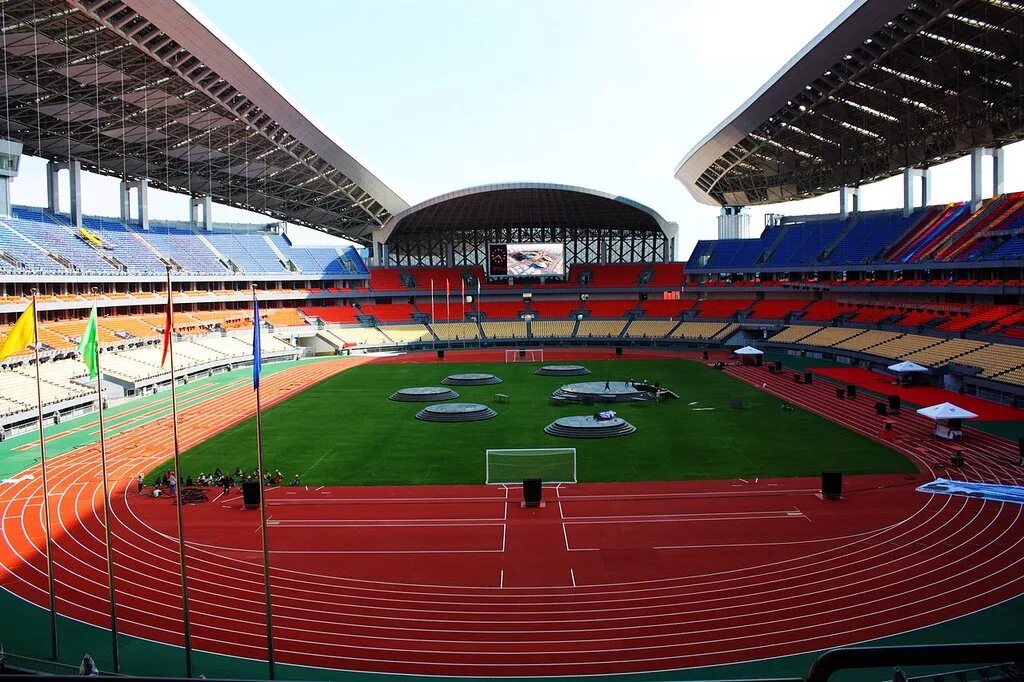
{"left": 888, "top": 360, "right": 928, "bottom": 373}
{"left": 916, "top": 403, "right": 979, "bottom": 420}
{"left": 733, "top": 346, "right": 764, "bottom": 355}
{"left": 916, "top": 402, "right": 979, "bottom": 441}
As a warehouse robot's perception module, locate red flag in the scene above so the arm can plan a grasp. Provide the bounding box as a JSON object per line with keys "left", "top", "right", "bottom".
{"left": 160, "top": 290, "right": 172, "bottom": 367}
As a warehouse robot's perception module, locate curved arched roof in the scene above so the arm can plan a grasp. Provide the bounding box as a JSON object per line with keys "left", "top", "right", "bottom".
{"left": 2, "top": 0, "right": 407, "bottom": 241}
{"left": 378, "top": 183, "right": 672, "bottom": 243}
{"left": 676, "top": 0, "right": 1024, "bottom": 207}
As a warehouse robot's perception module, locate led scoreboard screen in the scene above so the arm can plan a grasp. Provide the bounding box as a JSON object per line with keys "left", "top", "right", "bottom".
{"left": 488, "top": 243, "right": 565, "bottom": 277}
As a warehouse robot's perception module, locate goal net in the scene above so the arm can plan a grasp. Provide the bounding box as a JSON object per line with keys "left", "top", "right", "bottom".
{"left": 486, "top": 448, "right": 577, "bottom": 484}
{"left": 505, "top": 348, "right": 544, "bottom": 363}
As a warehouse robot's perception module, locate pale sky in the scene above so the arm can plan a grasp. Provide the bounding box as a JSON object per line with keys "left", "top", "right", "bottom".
{"left": 13, "top": 0, "right": 1024, "bottom": 255}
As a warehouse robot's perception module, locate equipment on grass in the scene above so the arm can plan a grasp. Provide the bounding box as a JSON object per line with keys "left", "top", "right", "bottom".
{"left": 437, "top": 350, "right": 445, "bottom": 360}
{"left": 486, "top": 448, "right": 576, "bottom": 484}
{"left": 847, "top": 384, "right": 856, "bottom": 399}
{"left": 505, "top": 348, "right": 544, "bottom": 363}
{"left": 804, "top": 371, "right": 812, "bottom": 384}
{"left": 523, "top": 478, "right": 543, "bottom": 507}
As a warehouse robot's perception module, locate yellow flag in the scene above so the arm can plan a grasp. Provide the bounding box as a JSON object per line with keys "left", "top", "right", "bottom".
{"left": 0, "top": 302, "right": 36, "bottom": 361}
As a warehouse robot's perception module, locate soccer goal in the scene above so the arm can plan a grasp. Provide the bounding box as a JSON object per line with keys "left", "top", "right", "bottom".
{"left": 505, "top": 348, "right": 544, "bottom": 363}
{"left": 485, "top": 448, "right": 577, "bottom": 484}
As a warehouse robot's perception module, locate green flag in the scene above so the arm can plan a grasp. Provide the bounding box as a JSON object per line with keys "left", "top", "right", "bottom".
{"left": 78, "top": 306, "right": 99, "bottom": 379}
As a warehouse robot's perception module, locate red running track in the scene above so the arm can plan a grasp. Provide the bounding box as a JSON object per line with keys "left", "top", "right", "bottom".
{"left": 1, "top": 352, "right": 1023, "bottom": 677}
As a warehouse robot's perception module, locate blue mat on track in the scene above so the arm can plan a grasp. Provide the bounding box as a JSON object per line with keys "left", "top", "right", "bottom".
{"left": 916, "top": 478, "right": 1024, "bottom": 505}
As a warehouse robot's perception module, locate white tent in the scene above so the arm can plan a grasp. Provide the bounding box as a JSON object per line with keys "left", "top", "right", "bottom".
{"left": 888, "top": 360, "right": 928, "bottom": 373}
{"left": 733, "top": 346, "right": 764, "bottom": 355}
{"left": 916, "top": 402, "right": 979, "bottom": 420}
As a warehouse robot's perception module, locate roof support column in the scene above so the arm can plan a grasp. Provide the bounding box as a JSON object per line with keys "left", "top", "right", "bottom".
{"left": 190, "top": 195, "right": 212, "bottom": 230}
{"left": 903, "top": 167, "right": 930, "bottom": 217}
{"left": 597, "top": 237, "right": 606, "bottom": 264}
{"left": 445, "top": 243, "right": 454, "bottom": 266}
{"left": 839, "top": 186, "right": 859, "bottom": 219}
{"left": 120, "top": 178, "right": 149, "bottom": 230}
{"left": 0, "top": 139, "right": 22, "bottom": 219}
{"left": 970, "top": 147, "right": 1002, "bottom": 211}
{"left": 47, "top": 159, "right": 83, "bottom": 227}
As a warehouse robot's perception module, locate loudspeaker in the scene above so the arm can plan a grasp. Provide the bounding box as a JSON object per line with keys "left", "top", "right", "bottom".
{"left": 847, "top": 384, "right": 856, "bottom": 399}
{"left": 888, "top": 395, "right": 901, "bottom": 411}
{"left": 821, "top": 471, "right": 843, "bottom": 499}
{"left": 523, "top": 478, "right": 542, "bottom": 508}
{"left": 875, "top": 402, "right": 888, "bottom": 416}
{"left": 242, "top": 480, "right": 260, "bottom": 509}
{"left": 437, "top": 349, "right": 445, "bottom": 360}
{"left": 804, "top": 371, "right": 812, "bottom": 384}
{"left": 615, "top": 347, "right": 623, "bottom": 357}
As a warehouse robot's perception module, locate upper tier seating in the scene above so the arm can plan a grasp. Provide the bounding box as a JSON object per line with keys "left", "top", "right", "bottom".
{"left": 641, "top": 298, "right": 696, "bottom": 318}
{"left": 368, "top": 268, "right": 406, "bottom": 290}
{"left": 585, "top": 299, "right": 637, "bottom": 318}
{"left": 206, "top": 234, "right": 286, "bottom": 273}
{"left": 529, "top": 300, "right": 581, "bottom": 318}
{"left": 694, "top": 299, "right": 752, "bottom": 319}
{"left": 359, "top": 304, "right": 416, "bottom": 323}
{"left": 647, "top": 263, "right": 685, "bottom": 287}
{"left": 823, "top": 210, "right": 922, "bottom": 265}
{"left": 300, "top": 305, "right": 360, "bottom": 324}
{"left": 584, "top": 264, "right": 648, "bottom": 286}
{"left": 403, "top": 267, "right": 466, "bottom": 289}
{"left": 765, "top": 216, "right": 847, "bottom": 266}
{"left": 747, "top": 299, "right": 810, "bottom": 320}
{"left": 477, "top": 301, "right": 523, "bottom": 319}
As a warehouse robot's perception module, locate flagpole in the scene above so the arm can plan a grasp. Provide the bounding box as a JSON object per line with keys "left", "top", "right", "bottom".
{"left": 165, "top": 266, "right": 194, "bottom": 678}
{"left": 89, "top": 290, "right": 120, "bottom": 673}
{"left": 446, "top": 279, "right": 450, "bottom": 322}
{"left": 252, "top": 285, "right": 276, "bottom": 680}
{"left": 30, "top": 290, "right": 59, "bottom": 662}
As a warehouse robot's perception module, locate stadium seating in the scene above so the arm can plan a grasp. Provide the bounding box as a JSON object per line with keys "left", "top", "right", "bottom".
{"left": 672, "top": 322, "right": 734, "bottom": 340}
{"left": 575, "top": 320, "right": 627, "bottom": 337}
{"left": 641, "top": 298, "right": 695, "bottom": 318}
{"left": 747, "top": 299, "right": 810, "bottom": 319}
{"left": 584, "top": 299, "right": 637, "bottom": 318}
{"left": 378, "top": 324, "right": 433, "bottom": 343}
{"left": 694, "top": 299, "right": 752, "bottom": 319}
{"left": 647, "top": 263, "right": 685, "bottom": 287}
{"left": 477, "top": 300, "right": 523, "bottom": 319}
{"left": 585, "top": 264, "right": 647, "bottom": 286}
{"left": 368, "top": 268, "right": 407, "bottom": 290}
{"left": 300, "top": 305, "right": 361, "bottom": 324}
{"left": 529, "top": 299, "right": 581, "bottom": 318}
{"left": 358, "top": 303, "right": 416, "bottom": 323}
{"left": 531, "top": 321, "right": 577, "bottom": 338}
{"left": 623, "top": 320, "right": 677, "bottom": 338}
{"left": 481, "top": 321, "right": 527, "bottom": 339}
{"left": 431, "top": 322, "right": 481, "bottom": 340}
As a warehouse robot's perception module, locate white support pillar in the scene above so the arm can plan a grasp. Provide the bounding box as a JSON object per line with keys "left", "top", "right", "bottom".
{"left": 68, "top": 159, "right": 82, "bottom": 228}
{"left": 970, "top": 147, "right": 1001, "bottom": 211}
{"left": 46, "top": 160, "right": 61, "bottom": 214}
{"left": 0, "top": 139, "right": 20, "bottom": 218}
{"left": 189, "top": 195, "right": 212, "bottom": 230}
{"left": 445, "top": 243, "right": 455, "bottom": 266}
{"left": 120, "top": 178, "right": 150, "bottom": 229}
{"left": 597, "top": 237, "right": 606, "bottom": 264}
{"left": 903, "top": 167, "right": 931, "bottom": 216}
{"left": 45, "top": 159, "right": 83, "bottom": 227}
{"left": 119, "top": 181, "right": 130, "bottom": 222}
{"left": 993, "top": 146, "right": 1005, "bottom": 196}
{"left": 839, "top": 186, "right": 859, "bottom": 219}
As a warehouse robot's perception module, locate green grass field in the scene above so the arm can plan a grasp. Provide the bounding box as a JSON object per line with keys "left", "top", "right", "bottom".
{"left": 151, "top": 359, "right": 916, "bottom": 486}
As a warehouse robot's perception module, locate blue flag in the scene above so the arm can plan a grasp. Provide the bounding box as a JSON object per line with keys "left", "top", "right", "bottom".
{"left": 252, "top": 295, "right": 262, "bottom": 390}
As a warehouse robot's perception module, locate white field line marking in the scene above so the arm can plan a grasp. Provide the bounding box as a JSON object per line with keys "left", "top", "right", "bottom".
{"left": 570, "top": 569, "right": 577, "bottom": 587}
{"left": 499, "top": 569, "right": 504, "bottom": 589}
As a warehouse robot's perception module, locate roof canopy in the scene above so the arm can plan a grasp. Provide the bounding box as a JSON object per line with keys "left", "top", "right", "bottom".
{"left": 676, "top": 0, "right": 1024, "bottom": 208}
{"left": 733, "top": 346, "right": 764, "bottom": 355}
{"left": 916, "top": 402, "right": 979, "bottom": 420}
{"left": 1, "top": 0, "right": 406, "bottom": 242}
{"left": 378, "top": 183, "right": 673, "bottom": 244}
